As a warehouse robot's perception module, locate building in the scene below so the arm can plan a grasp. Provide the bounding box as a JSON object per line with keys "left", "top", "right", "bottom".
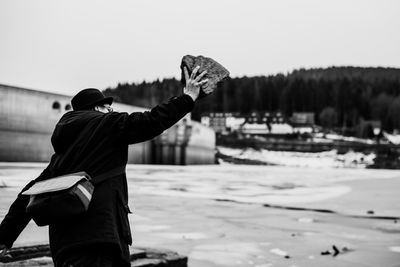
{"left": 290, "top": 112, "right": 315, "bottom": 125}
{"left": 289, "top": 112, "right": 316, "bottom": 134}
{"left": 201, "top": 111, "right": 290, "bottom": 135}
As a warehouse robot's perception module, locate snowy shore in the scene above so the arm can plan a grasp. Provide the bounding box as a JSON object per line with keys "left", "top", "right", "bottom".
{"left": 217, "top": 146, "right": 376, "bottom": 168}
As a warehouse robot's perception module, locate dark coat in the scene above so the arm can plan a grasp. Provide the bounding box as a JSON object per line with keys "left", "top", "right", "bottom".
{"left": 0, "top": 95, "right": 194, "bottom": 266}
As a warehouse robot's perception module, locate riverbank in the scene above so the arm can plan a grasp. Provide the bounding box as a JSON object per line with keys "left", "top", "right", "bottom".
{"left": 217, "top": 146, "right": 375, "bottom": 168}
{"left": 217, "top": 135, "right": 400, "bottom": 169}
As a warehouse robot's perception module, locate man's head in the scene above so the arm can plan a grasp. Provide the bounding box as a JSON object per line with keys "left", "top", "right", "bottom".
{"left": 71, "top": 88, "right": 114, "bottom": 111}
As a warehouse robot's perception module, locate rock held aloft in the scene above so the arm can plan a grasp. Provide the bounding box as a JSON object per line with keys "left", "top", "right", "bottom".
{"left": 180, "top": 55, "right": 229, "bottom": 99}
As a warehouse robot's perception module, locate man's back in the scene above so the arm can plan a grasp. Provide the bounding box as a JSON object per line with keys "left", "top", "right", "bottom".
{"left": 46, "top": 95, "right": 196, "bottom": 264}
{"left": 46, "top": 110, "right": 132, "bottom": 265}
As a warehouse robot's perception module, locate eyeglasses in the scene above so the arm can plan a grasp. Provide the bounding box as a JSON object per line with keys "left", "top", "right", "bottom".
{"left": 102, "top": 104, "right": 113, "bottom": 112}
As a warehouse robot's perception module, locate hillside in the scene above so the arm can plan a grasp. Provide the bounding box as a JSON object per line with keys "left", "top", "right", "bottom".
{"left": 103, "top": 66, "right": 400, "bottom": 133}
{"left": 289, "top": 66, "right": 400, "bottom": 82}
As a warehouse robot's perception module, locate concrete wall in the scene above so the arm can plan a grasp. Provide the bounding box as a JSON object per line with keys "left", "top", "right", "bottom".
{"left": 0, "top": 84, "right": 151, "bottom": 163}
{"left": 153, "top": 115, "right": 216, "bottom": 165}
{"left": 185, "top": 122, "right": 216, "bottom": 164}
{"left": 0, "top": 84, "right": 215, "bottom": 164}
{"left": 0, "top": 130, "right": 53, "bottom": 162}
{"left": 0, "top": 85, "right": 70, "bottom": 133}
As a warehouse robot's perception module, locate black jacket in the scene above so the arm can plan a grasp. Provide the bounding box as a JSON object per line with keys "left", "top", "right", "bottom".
{"left": 0, "top": 95, "right": 194, "bottom": 266}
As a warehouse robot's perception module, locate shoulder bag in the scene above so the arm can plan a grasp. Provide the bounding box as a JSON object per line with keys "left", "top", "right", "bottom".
{"left": 22, "top": 166, "right": 125, "bottom": 226}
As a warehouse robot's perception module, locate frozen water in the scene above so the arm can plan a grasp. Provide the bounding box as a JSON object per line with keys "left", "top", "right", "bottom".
{"left": 270, "top": 248, "right": 289, "bottom": 257}
{"left": 1, "top": 163, "right": 398, "bottom": 213}
{"left": 190, "top": 242, "right": 262, "bottom": 265}
{"left": 1, "top": 163, "right": 399, "bottom": 267}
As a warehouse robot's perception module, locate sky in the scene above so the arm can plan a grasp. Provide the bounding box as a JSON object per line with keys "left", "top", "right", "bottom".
{"left": 0, "top": 0, "right": 399, "bottom": 95}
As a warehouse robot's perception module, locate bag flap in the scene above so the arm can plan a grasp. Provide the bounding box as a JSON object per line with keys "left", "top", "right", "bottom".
{"left": 22, "top": 172, "right": 90, "bottom": 195}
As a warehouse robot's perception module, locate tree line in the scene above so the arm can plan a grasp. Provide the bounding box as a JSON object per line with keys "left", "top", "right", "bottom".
{"left": 103, "top": 66, "right": 400, "bottom": 133}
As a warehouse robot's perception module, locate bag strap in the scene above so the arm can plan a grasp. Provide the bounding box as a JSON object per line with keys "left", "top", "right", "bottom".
{"left": 91, "top": 166, "right": 126, "bottom": 185}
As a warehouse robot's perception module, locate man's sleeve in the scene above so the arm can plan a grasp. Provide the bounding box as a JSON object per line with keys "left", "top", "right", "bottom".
{"left": 0, "top": 188, "right": 32, "bottom": 248}
{"left": 116, "top": 94, "right": 195, "bottom": 145}
{"left": 0, "top": 156, "right": 54, "bottom": 248}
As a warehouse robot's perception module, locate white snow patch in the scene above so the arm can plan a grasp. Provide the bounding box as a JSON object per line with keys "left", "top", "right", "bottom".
{"left": 134, "top": 225, "right": 170, "bottom": 232}
{"left": 384, "top": 132, "right": 400, "bottom": 145}
{"left": 218, "top": 146, "right": 375, "bottom": 168}
{"left": 156, "top": 232, "right": 208, "bottom": 240}
{"left": 270, "top": 248, "right": 289, "bottom": 257}
{"left": 389, "top": 246, "right": 400, "bottom": 253}
{"left": 315, "top": 133, "right": 375, "bottom": 144}
{"left": 190, "top": 242, "right": 262, "bottom": 265}
{"left": 298, "top": 217, "right": 314, "bottom": 223}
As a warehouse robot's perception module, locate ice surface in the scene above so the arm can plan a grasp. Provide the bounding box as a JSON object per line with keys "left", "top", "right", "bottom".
{"left": 190, "top": 242, "right": 262, "bottom": 265}
{"left": 389, "top": 246, "right": 400, "bottom": 253}
{"left": 270, "top": 248, "right": 288, "bottom": 257}
{"left": 1, "top": 163, "right": 400, "bottom": 267}
{"left": 1, "top": 163, "right": 399, "bottom": 216}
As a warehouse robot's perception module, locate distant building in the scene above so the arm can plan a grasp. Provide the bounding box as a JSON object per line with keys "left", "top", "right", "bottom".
{"left": 241, "top": 122, "right": 294, "bottom": 135}
{"left": 357, "top": 119, "right": 382, "bottom": 138}
{"left": 201, "top": 111, "right": 290, "bottom": 135}
{"left": 201, "top": 112, "right": 230, "bottom": 133}
{"left": 289, "top": 112, "right": 316, "bottom": 134}
{"left": 290, "top": 112, "right": 315, "bottom": 126}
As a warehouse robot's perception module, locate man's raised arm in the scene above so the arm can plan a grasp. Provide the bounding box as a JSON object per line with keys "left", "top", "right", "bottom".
{"left": 116, "top": 66, "right": 208, "bottom": 144}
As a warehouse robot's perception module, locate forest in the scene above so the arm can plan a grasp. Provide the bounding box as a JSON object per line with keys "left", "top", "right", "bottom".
{"left": 103, "top": 67, "right": 400, "bottom": 133}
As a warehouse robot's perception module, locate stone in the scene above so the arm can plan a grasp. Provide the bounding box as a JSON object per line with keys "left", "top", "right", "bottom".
{"left": 332, "top": 245, "right": 340, "bottom": 257}
{"left": 180, "top": 55, "right": 230, "bottom": 99}
{"left": 0, "top": 245, "right": 50, "bottom": 263}
{"left": 130, "top": 249, "right": 147, "bottom": 261}
{"left": 131, "top": 258, "right": 163, "bottom": 267}
{"left": 320, "top": 250, "right": 331, "bottom": 255}
{"left": 0, "top": 245, "right": 187, "bottom": 267}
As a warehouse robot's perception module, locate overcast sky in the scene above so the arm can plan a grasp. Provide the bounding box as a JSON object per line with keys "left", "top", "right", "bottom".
{"left": 0, "top": 0, "right": 399, "bottom": 95}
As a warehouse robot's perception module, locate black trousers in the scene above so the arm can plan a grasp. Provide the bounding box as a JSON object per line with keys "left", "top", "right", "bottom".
{"left": 55, "top": 243, "right": 123, "bottom": 267}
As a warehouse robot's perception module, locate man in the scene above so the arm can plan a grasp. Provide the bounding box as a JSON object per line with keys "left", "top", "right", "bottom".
{"left": 0, "top": 66, "right": 208, "bottom": 266}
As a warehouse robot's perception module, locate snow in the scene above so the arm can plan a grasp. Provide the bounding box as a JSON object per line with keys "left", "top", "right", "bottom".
{"left": 389, "top": 246, "right": 400, "bottom": 253}
{"left": 190, "top": 242, "right": 263, "bottom": 266}
{"left": 218, "top": 146, "right": 375, "bottom": 168}
{"left": 314, "top": 133, "right": 375, "bottom": 144}
{"left": 383, "top": 132, "right": 400, "bottom": 145}
{"left": 270, "top": 248, "right": 289, "bottom": 257}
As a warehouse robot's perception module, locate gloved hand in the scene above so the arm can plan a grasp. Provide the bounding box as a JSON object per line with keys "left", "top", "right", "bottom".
{"left": 0, "top": 244, "right": 9, "bottom": 257}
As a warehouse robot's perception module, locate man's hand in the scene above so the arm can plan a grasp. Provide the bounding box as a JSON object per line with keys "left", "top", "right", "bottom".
{"left": 0, "top": 244, "right": 9, "bottom": 257}
{"left": 183, "top": 66, "right": 208, "bottom": 101}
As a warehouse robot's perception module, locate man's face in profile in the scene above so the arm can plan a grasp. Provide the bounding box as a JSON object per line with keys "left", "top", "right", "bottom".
{"left": 95, "top": 104, "right": 113, "bottom": 113}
